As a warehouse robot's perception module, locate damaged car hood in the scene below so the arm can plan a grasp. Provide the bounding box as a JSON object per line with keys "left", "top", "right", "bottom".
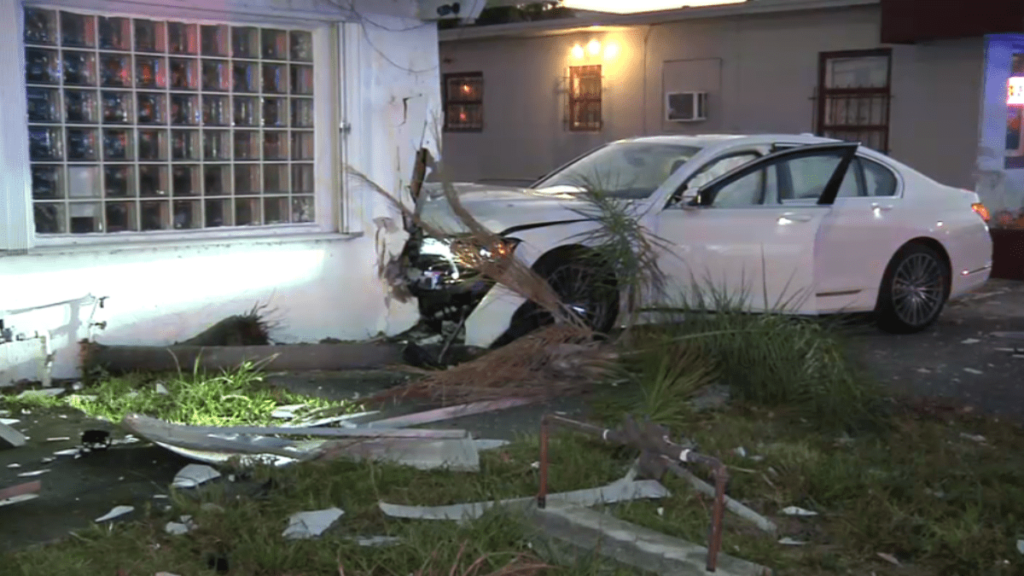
{"left": 416, "top": 182, "right": 596, "bottom": 235}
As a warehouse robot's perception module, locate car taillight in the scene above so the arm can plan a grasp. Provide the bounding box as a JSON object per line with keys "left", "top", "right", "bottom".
{"left": 972, "top": 202, "right": 990, "bottom": 222}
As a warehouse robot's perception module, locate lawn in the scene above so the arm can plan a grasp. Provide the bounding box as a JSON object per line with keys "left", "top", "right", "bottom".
{"left": 3, "top": 311, "right": 1024, "bottom": 575}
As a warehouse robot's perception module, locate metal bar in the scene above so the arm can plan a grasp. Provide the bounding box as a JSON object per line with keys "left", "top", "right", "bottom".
{"left": 536, "top": 413, "right": 728, "bottom": 571}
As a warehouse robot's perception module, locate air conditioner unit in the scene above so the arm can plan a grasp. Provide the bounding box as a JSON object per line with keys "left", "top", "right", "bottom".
{"left": 666, "top": 91, "right": 708, "bottom": 123}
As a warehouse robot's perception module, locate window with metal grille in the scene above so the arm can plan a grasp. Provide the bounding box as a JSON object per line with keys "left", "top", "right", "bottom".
{"left": 815, "top": 49, "right": 892, "bottom": 154}
{"left": 443, "top": 72, "right": 483, "bottom": 132}
{"left": 568, "top": 65, "right": 602, "bottom": 132}
{"left": 23, "top": 6, "right": 317, "bottom": 235}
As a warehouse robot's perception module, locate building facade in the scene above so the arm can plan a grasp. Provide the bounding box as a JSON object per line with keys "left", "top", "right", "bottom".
{"left": 437, "top": 0, "right": 1004, "bottom": 217}
{"left": 0, "top": 0, "right": 449, "bottom": 384}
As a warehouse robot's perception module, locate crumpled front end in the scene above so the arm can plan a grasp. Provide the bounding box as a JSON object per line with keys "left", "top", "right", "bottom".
{"left": 399, "top": 230, "right": 520, "bottom": 332}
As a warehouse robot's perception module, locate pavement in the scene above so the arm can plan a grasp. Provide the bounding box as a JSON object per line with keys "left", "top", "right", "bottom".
{"left": 1, "top": 278, "right": 1022, "bottom": 552}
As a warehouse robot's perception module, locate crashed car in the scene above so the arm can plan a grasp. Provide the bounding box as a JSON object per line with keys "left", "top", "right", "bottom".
{"left": 401, "top": 134, "right": 993, "bottom": 348}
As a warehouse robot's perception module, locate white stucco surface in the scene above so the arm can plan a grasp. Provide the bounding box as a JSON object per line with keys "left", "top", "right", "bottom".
{"left": 0, "top": 0, "right": 442, "bottom": 385}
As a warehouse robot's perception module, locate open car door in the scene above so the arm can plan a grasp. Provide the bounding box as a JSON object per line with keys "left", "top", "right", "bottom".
{"left": 662, "top": 142, "right": 858, "bottom": 313}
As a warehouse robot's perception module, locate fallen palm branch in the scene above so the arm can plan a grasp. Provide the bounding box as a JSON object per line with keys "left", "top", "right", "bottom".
{"left": 370, "top": 325, "right": 618, "bottom": 403}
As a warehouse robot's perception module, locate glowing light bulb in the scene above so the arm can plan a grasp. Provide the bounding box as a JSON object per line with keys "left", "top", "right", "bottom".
{"left": 587, "top": 39, "right": 601, "bottom": 55}
{"left": 571, "top": 44, "right": 584, "bottom": 59}
{"left": 603, "top": 43, "right": 618, "bottom": 59}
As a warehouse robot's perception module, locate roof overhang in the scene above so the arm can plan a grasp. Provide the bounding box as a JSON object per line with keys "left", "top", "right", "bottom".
{"left": 439, "top": 0, "right": 880, "bottom": 42}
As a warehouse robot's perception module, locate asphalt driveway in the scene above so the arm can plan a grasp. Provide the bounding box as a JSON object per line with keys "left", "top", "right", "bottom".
{"left": 850, "top": 278, "right": 1024, "bottom": 420}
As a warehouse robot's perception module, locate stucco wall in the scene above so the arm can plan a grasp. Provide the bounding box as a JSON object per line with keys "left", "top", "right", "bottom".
{"left": 438, "top": 4, "right": 984, "bottom": 191}
{"left": 0, "top": 0, "right": 441, "bottom": 385}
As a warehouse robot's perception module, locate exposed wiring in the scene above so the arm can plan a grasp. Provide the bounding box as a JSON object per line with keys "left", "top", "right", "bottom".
{"left": 327, "top": 0, "right": 440, "bottom": 74}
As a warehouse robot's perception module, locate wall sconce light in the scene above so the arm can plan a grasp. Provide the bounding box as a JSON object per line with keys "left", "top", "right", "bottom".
{"left": 587, "top": 39, "right": 601, "bottom": 55}
{"left": 571, "top": 44, "right": 584, "bottom": 59}
{"left": 603, "top": 43, "right": 618, "bottom": 59}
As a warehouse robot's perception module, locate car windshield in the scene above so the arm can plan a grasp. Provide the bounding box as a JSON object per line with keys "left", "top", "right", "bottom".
{"left": 532, "top": 141, "right": 703, "bottom": 199}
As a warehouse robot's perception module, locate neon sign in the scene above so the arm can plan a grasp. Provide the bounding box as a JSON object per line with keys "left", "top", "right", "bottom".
{"left": 1009, "top": 77, "right": 1024, "bottom": 105}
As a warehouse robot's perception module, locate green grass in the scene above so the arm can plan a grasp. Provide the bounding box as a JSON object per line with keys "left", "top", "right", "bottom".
{"left": 0, "top": 361, "right": 354, "bottom": 426}
{"left": 1, "top": 435, "right": 637, "bottom": 576}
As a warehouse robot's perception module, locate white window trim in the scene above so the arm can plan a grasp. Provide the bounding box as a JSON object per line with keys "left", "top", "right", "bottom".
{"left": 9, "top": 0, "right": 348, "bottom": 251}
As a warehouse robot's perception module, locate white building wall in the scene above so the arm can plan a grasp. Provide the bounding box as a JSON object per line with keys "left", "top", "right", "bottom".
{"left": 0, "top": 0, "right": 441, "bottom": 385}
{"left": 439, "top": 4, "right": 984, "bottom": 192}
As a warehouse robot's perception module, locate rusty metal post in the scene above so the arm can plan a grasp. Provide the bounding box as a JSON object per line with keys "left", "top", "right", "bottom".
{"left": 537, "top": 413, "right": 729, "bottom": 572}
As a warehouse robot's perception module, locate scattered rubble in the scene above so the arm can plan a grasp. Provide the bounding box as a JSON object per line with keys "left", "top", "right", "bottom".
{"left": 164, "top": 516, "right": 196, "bottom": 535}
{"left": 0, "top": 480, "right": 42, "bottom": 507}
{"left": 282, "top": 507, "right": 345, "bottom": 540}
{"left": 780, "top": 506, "right": 818, "bottom": 517}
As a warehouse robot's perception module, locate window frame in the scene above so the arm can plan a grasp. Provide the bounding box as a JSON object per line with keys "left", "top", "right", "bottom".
{"left": 567, "top": 64, "right": 602, "bottom": 132}
{"left": 11, "top": 2, "right": 342, "bottom": 250}
{"left": 815, "top": 48, "right": 893, "bottom": 154}
{"left": 667, "top": 151, "right": 763, "bottom": 208}
{"left": 442, "top": 71, "right": 483, "bottom": 133}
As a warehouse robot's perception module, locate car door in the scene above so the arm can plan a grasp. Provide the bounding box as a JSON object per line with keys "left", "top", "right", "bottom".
{"left": 813, "top": 156, "right": 904, "bottom": 313}
{"left": 656, "top": 143, "right": 858, "bottom": 313}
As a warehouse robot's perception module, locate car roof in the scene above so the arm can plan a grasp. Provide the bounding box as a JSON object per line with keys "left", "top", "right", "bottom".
{"left": 611, "top": 133, "right": 842, "bottom": 148}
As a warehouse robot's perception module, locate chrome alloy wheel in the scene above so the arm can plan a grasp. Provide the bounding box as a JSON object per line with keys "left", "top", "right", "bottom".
{"left": 891, "top": 252, "right": 945, "bottom": 327}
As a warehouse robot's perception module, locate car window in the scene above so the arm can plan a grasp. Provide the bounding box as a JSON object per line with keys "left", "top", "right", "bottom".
{"left": 861, "top": 158, "right": 898, "bottom": 196}
{"left": 781, "top": 155, "right": 859, "bottom": 201}
{"left": 711, "top": 168, "right": 764, "bottom": 208}
{"left": 532, "top": 141, "right": 702, "bottom": 199}
{"left": 668, "top": 153, "right": 759, "bottom": 207}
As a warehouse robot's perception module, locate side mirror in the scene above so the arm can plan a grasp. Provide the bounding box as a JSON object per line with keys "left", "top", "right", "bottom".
{"left": 680, "top": 190, "right": 703, "bottom": 211}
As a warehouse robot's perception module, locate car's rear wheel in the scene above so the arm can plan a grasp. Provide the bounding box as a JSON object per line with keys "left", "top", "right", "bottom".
{"left": 875, "top": 243, "right": 949, "bottom": 334}
{"left": 492, "top": 255, "right": 619, "bottom": 347}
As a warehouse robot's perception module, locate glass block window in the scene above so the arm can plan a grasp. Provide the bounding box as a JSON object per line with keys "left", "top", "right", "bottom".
{"left": 23, "top": 7, "right": 317, "bottom": 235}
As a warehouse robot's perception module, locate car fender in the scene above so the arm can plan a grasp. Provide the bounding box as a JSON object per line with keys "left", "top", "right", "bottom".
{"left": 463, "top": 219, "right": 609, "bottom": 348}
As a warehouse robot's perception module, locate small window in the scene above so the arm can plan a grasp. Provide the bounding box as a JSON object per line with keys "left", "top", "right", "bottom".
{"left": 860, "top": 158, "right": 898, "bottom": 196}
{"left": 568, "top": 65, "right": 601, "bottom": 132}
{"left": 443, "top": 72, "right": 483, "bottom": 132}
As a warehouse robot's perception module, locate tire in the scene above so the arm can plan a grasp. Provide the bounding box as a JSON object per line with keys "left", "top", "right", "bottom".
{"left": 492, "top": 255, "right": 619, "bottom": 347}
{"left": 875, "top": 243, "right": 950, "bottom": 334}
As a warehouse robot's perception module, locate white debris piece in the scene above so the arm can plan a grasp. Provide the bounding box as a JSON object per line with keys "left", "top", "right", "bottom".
{"left": 780, "top": 506, "right": 818, "bottom": 517}
{"left": 960, "top": 433, "right": 987, "bottom": 443}
{"left": 961, "top": 338, "right": 981, "bottom": 345}
{"left": 271, "top": 404, "right": 307, "bottom": 419}
{"left": 17, "top": 469, "right": 50, "bottom": 478}
{"left": 6, "top": 463, "right": 20, "bottom": 468}
{"left": 164, "top": 515, "right": 196, "bottom": 535}
{"left": 963, "top": 368, "right": 984, "bottom": 375}
{"left": 733, "top": 447, "right": 747, "bottom": 458}
{"left": 46, "top": 437, "right": 71, "bottom": 442}
{"left": 0, "top": 418, "right": 20, "bottom": 426}
{"left": 877, "top": 552, "right": 901, "bottom": 566}
{"left": 53, "top": 448, "right": 80, "bottom": 457}
{"left": 0, "top": 421, "right": 27, "bottom": 448}
{"left": 17, "top": 388, "right": 64, "bottom": 399}
{"left": 473, "top": 439, "right": 510, "bottom": 451}
{"left": 778, "top": 537, "right": 807, "bottom": 545}
{"left": 171, "top": 464, "right": 221, "bottom": 488}
{"left": 1017, "top": 539, "right": 1024, "bottom": 555}
{"left": 282, "top": 507, "right": 345, "bottom": 540}
{"left": 40, "top": 457, "right": 54, "bottom": 464}
{"left": 155, "top": 383, "right": 169, "bottom": 395}
{"left": 351, "top": 535, "right": 402, "bottom": 547}
{"left": 95, "top": 505, "right": 134, "bottom": 522}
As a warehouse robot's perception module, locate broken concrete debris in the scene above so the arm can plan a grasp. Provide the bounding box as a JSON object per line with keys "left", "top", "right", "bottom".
{"left": 282, "top": 507, "right": 345, "bottom": 540}
{"left": 529, "top": 503, "right": 772, "bottom": 576}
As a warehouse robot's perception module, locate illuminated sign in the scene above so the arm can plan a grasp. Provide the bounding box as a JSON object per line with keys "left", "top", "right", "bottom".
{"left": 1009, "top": 77, "right": 1024, "bottom": 105}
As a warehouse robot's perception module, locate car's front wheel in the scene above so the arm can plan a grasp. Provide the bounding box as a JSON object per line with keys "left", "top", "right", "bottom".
{"left": 875, "top": 243, "right": 950, "bottom": 334}
{"left": 493, "top": 255, "right": 619, "bottom": 347}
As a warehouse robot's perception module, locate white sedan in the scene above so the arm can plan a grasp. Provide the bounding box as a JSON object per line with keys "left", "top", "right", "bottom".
{"left": 406, "top": 134, "right": 993, "bottom": 348}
